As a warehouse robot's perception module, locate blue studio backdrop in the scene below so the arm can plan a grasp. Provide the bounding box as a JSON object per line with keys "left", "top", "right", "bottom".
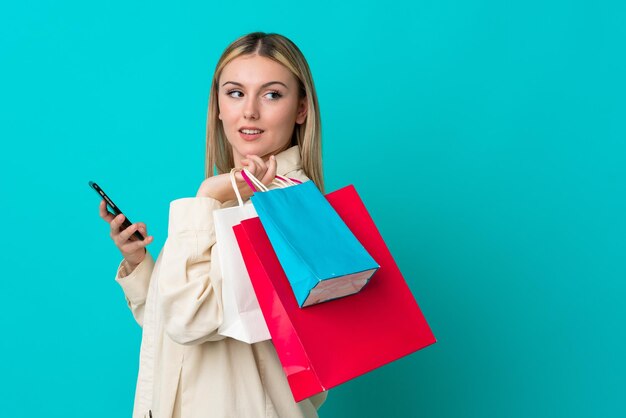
{"left": 0, "top": 1, "right": 624, "bottom": 417}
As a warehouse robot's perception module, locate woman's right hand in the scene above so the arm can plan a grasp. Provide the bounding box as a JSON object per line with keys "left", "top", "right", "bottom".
{"left": 99, "top": 199, "right": 153, "bottom": 268}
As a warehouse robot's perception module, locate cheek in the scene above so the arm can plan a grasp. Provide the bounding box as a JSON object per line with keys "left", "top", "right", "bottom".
{"left": 218, "top": 101, "right": 237, "bottom": 124}
{"left": 266, "top": 103, "right": 298, "bottom": 129}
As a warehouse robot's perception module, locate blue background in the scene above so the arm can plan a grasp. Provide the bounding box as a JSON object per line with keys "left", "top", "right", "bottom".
{"left": 1, "top": 1, "right": 624, "bottom": 417}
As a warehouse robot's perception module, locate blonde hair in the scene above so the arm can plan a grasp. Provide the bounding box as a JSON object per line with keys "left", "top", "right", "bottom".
{"left": 205, "top": 32, "right": 324, "bottom": 192}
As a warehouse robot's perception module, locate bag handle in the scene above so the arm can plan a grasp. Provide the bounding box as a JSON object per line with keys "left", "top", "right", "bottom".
{"left": 241, "top": 168, "right": 269, "bottom": 192}
{"left": 273, "top": 175, "right": 302, "bottom": 187}
{"left": 241, "top": 169, "right": 302, "bottom": 193}
{"left": 230, "top": 169, "right": 302, "bottom": 206}
{"left": 229, "top": 168, "right": 245, "bottom": 207}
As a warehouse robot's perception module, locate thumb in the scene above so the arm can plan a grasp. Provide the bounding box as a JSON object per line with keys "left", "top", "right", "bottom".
{"left": 261, "top": 155, "right": 277, "bottom": 185}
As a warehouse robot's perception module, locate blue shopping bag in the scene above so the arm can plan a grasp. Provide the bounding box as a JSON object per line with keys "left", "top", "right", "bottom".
{"left": 241, "top": 169, "right": 379, "bottom": 307}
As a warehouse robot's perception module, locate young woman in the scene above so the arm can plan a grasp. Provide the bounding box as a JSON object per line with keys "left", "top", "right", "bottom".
{"left": 98, "top": 32, "right": 328, "bottom": 418}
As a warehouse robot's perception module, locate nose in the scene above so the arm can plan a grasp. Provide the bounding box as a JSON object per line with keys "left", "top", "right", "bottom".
{"left": 243, "top": 97, "right": 259, "bottom": 120}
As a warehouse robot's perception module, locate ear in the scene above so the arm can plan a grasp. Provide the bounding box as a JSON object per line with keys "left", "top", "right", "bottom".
{"left": 295, "top": 97, "right": 308, "bottom": 125}
{"left": 218, "top": 112, "right": 222, "bottom": 120}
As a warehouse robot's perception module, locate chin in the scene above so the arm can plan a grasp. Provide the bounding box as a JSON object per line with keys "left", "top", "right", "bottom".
{"left": 236, "top": 142, "right": 286, "bottom": 159}
{"left": 230, "top": 144, "right": 264, "bottom": 160}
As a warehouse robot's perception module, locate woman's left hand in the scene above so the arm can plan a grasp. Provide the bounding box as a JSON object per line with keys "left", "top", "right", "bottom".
{"left": 195, "top": 154, "right": 277, "bottom": 202}
{"left": 238, "top": 154, "right": 277, "bottom": 185}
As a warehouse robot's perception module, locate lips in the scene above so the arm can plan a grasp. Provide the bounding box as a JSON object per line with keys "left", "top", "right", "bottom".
{"left": 239, "top": 126, "right": 265, "bottom": 134}
{"left": 239, "top": 129, "right": 264, "bottom": 141}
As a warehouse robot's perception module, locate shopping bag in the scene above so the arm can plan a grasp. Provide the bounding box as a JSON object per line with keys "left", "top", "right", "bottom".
{"left": 233, "top": 184, "right": 436, "bottom": 402}
{"left": 241, "top": 169, "right": 379, "bottom": 307}
{"left": 214, "top": 169, "right": 270, "bottom": 343}
{"left": 214, "top": 171, "right": 304, "bottom": 343}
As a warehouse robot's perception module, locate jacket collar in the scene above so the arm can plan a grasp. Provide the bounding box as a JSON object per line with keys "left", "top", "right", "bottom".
{"left": 274, "top": 145, "right": 301, "bottom": 176}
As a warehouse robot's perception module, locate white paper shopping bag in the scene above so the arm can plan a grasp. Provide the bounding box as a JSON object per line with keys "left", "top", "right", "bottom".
{"left": 214, "top": 169, "right": 270, "bottom": 343}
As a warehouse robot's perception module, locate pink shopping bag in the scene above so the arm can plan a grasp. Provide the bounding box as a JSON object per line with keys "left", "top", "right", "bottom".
{"left": 233, "top": 184, "right": 436, "bottom": 402}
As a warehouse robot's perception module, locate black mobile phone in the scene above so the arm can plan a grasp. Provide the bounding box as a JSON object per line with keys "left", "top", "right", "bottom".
{"left": 89, "top": 181, "right": 145, "bottom": 241}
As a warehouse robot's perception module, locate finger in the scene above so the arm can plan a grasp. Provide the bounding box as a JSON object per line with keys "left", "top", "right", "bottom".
{"left": 111, "top": 216, "right": 133, "bottom": 243}
{"left": 246, "top": 154, "right": 268, "bottom": 179}
{"left": 99, "top": 200, "right": 115, "bottom": 223}
{"left": 248, "top": 154, "right": 273, "bottom": 184}
{"left": 122, "top": 234, "right": 152, "bottom": 250}
{"left": 109, "top": 214, "right": 126, "bottom": 237}
{"left": 247, "top": 154, "right": 267, "bottom": 171}
{"left": 123, "top": 235, "right": 154, "bottom": 253}
{"left": 241, "top": 159, "right": 257, "bottom": 178}
{"left": 135, "top": 223, "right": 148, "bottom": 239}
{"left": 117, "top": 222, "right": 141, "bottom": 244}
{"left": 125, "top": 228, "right": 150, "bottom": 245}
{"left": 261, "top": 155, "right": 277, "bottom": 185}
{"left": 243, "top": 158, "right": 260, "bottom": 178}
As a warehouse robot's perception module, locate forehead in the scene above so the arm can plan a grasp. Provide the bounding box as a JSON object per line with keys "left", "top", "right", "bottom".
{"left": 219, "top": 54, "right": 296, "bottom": 87}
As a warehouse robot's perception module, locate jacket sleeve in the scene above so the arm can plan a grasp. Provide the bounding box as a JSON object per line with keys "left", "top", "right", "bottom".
{"left": 157, "top": 196, "right": 227, "bottom": 345}
{"left": 115, "top": 250, "right": 156, "bottom": 327}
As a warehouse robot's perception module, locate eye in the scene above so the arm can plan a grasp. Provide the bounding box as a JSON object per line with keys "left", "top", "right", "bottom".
{"left": 264, "top": 90, "right": 283, "bottom": 100}
{"left": 226, "top": 89, "right": 243, "bottom": 98}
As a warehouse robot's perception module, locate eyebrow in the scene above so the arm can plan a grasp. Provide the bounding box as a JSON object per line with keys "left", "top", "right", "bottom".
{"left": 221, "top": 81, "right": 289, "bottom": 90}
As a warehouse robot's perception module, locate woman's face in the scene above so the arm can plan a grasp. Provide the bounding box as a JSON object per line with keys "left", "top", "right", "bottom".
{"left": 217, "top": 54, "right": 307, "bottom": 167}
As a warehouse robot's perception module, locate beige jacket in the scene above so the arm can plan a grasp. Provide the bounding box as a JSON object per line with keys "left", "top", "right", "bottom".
{"left": 114, "top": 146, "right": 328, "bottom": 418}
